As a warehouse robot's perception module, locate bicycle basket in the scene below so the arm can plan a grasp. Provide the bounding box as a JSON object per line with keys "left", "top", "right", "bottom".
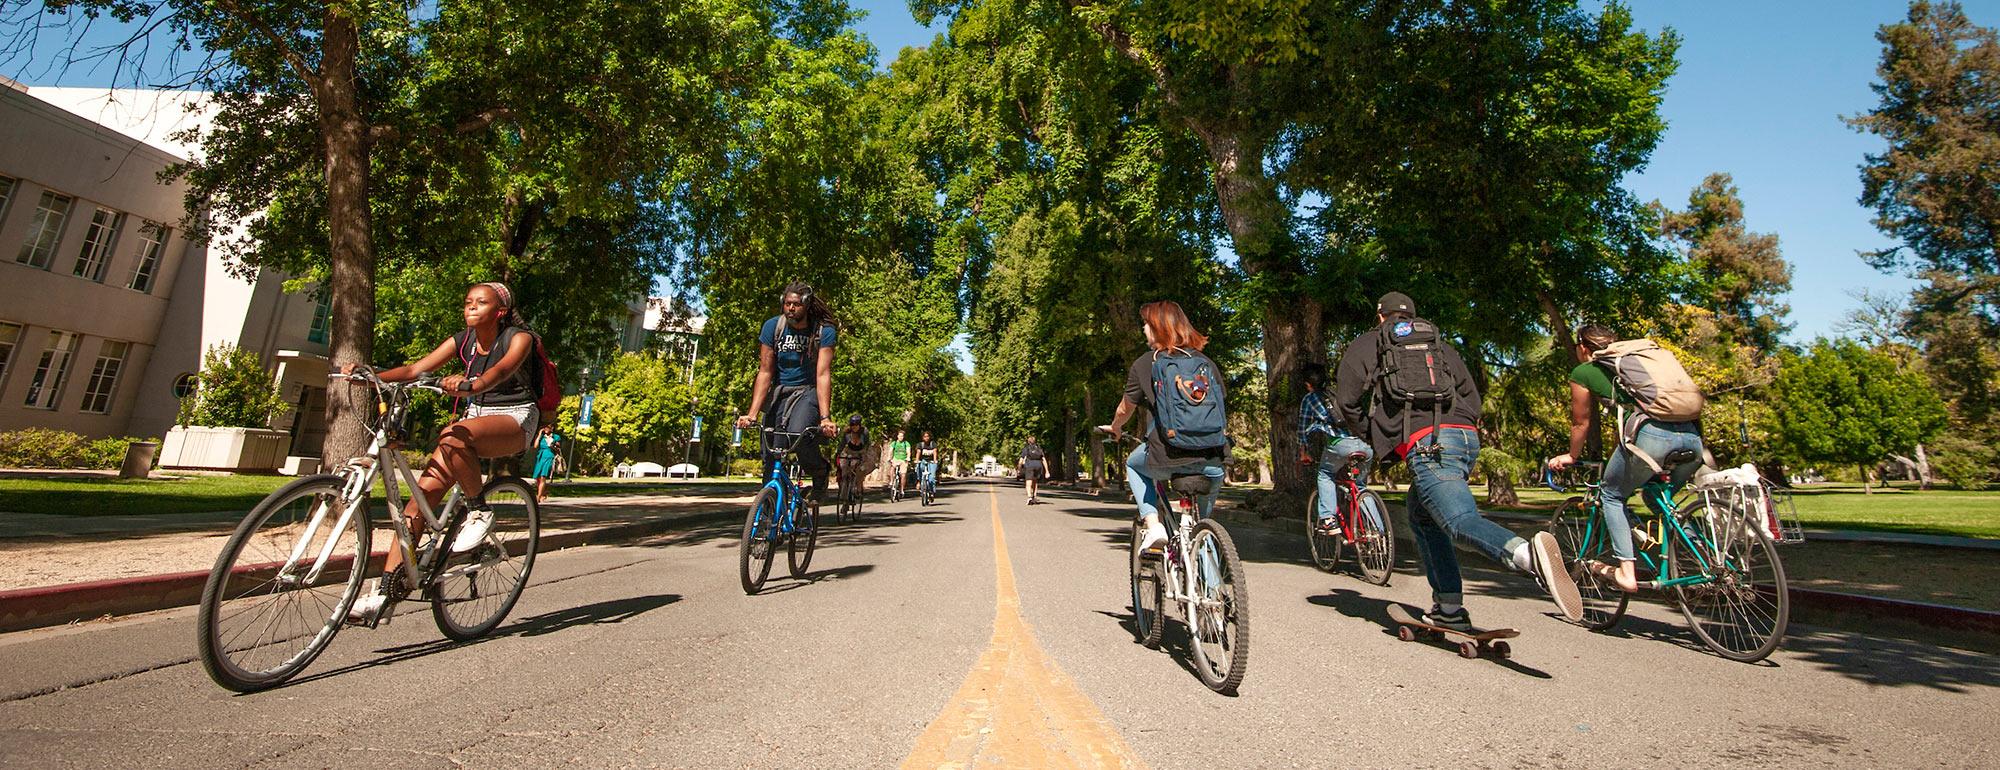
{"left": 1693, "top": 476, "right": 1803, "bottom": 545}
{"left": 1762, "top": 485, "right": 1806, "bottom": 544}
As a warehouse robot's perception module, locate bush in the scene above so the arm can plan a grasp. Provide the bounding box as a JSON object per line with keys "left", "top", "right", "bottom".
{"left": 1932, "top": 436, "right": 1997, "bottom": 492}
{"left": 185, "top": 344, "right": 286, "bottom": 428}
{"left": 0, "top": 429, "right": 151, "bottom": 470}
{"left": 728, "top": 458, "right": 763, "bottom": 477}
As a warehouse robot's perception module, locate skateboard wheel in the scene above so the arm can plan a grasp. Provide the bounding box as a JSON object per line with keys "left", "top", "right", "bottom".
{"left": 1458, "top": 641, "right": 1479, "bottom": 659}
{"left": 1396, "top": 626, "right": 1417, "bottom": 642}
{"left": 1491, "top": 641, "right": 1511, "bottom": 658}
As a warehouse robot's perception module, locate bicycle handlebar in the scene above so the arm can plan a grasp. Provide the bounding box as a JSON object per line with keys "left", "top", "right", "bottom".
{"left": 328, "top": 368, "right": 447, "bottom": 394}
{"left": 1543, "top": 461, "right": 1605, "bottom": 493}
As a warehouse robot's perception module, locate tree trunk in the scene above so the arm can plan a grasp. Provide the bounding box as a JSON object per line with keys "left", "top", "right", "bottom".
{"left": 1086, "top": 388, "right": 1105, "bottom": 491}
{"left": 316, "top": 10, "right": 378, "bottom": 465}
{"left": 1915, "top": 443, "right": 1934, "bottom": 490}
{"left": 1486, "top": 471, "right": 1519, "bottom": 507}
{"left": 1202, "top": 129, "right": 1320, "bottom": 516}
{"left": 1859, "top": 463, "right": 1873, "bottom": 494}
{"left": 1058, "top": 405, "right": 1076, "bottom": 484}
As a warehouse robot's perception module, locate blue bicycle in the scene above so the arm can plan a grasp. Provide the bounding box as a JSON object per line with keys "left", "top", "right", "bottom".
{"left": 739, "top": 429, "right": 820, "bottom": 594}
{"left": 917, "top": 460, "right": 938, "bottom": 506}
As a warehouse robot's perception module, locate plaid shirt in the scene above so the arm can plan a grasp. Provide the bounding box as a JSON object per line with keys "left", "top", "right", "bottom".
{"left": 1297, "top": 390, "right": 1344, "bottom": 448}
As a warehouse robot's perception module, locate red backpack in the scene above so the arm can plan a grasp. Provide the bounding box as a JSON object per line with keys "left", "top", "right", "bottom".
{"left": 457, "top": 328, "right": 561, "bottom": 416}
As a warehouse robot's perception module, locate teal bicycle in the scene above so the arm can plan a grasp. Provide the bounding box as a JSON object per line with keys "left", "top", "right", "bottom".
{"left": 739, "top": 428, "right": 820, "bottom": 594}
{"left": 1547, "top": 460, "right": 1789, "bottom": 662}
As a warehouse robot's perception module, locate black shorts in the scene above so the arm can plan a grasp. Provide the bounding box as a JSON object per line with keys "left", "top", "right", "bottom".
{"left": 1023, "top": 462, "right": 1046, "bottom": 481}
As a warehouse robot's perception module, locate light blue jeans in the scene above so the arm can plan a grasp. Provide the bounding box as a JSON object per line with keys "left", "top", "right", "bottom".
{"left": 1405, "top": 427, "right": 1527, "bottom": 606}
{"left": 1315, "top": 436, "right": 1376, "bottom": 526}
{"left": 1126, "top": 445, "right": 1223, "bottom": 522}
{"left": 919, "top": 460, "right": 939, "bottom": 493}
{"left": 1600, "top": 420, "right": 1703, "bottom": 561}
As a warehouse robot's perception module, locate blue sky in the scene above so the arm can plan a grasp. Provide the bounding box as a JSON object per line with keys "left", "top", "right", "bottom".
{"left": 13, "top": 1, "right": 1988, "bottom": 348}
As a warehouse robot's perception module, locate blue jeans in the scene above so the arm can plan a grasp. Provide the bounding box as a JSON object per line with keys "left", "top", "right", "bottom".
{"left": 1404, "top": 427, "right": 1527, "bottom": 606}
{"left": 1315, "top": 436, "right": 1376, "bottom": 526}
{"left": 1600, "top": 420, "right": 1703, "bottom": 561}
{"left": 919, "top": 461, "right": 939, "bottom": 492}
{"left": 1126, "top": 445, "right": 1223, "bottom": 522}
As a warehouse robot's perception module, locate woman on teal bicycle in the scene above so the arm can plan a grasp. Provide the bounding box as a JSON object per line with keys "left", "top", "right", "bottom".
{"left": 1546, "top": 324, "right": 1706, "bottom": 593}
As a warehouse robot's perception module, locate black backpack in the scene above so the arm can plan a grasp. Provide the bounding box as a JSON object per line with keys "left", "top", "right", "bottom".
{"left": 1023, "top": 443, "right": 1045, "bottom": 462}
{"left": 1374, "top": 317, "right": 1459, "bottom": 443}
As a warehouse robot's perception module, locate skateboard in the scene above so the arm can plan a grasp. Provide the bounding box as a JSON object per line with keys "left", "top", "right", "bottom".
{"left": 1387, "top": 603, "right": 1518, "bottom": 659}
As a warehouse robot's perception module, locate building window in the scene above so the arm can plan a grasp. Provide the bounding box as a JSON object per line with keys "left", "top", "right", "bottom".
{"left": 0, "top": 322, "right": 20, "bottom": 386}
{"left": 73, "top": 207, "right": 125, "bottom": 283}
{"left": 24, "top": 330, "right": 80, "bottom": 410}
{"left": 16, "top": 191, "right": 74, "bottom": 269}
{"left": 307, "top": 293, "right": 330, "bottom": 345}
{"left": 0, "top": 176, "right": 15, "bottom": 221}
{"left": 79, "top": 340, "right": 130, "bottom": 414}
{"left": 127, "top": 222, "right": 169, "bottom": 293}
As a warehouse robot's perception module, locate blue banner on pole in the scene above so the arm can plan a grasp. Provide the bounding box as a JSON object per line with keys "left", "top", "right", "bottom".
{"left": 732, "top": 425, "right": 743, "bottom": 447}
{"left": 579, "top": 394, "right": 595, "bottom": 427}
{"left": 691, "top": 415, "right": 703, "bottom": 442}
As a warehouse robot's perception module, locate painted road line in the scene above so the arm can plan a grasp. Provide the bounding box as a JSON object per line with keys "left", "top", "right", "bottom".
{"left": 901, "top": 489, "right": 1145, "bottom": 770}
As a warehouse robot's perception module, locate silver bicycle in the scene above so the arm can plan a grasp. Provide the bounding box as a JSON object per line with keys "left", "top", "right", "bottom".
{"left": 196, "top": 368, "right": 541, "bottom": 692}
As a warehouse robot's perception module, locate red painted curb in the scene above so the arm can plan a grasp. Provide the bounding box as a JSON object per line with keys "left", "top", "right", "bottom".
{"left": 0, "top": 507, "right": 742, "bottom": 634}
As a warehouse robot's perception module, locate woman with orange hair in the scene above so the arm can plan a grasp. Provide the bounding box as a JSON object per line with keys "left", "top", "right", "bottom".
{"left": 1098, "top": 300, "right": 1230, "bottom": 552}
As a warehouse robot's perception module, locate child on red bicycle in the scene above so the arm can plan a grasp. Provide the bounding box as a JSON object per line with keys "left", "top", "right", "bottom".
{"left": 1297, "top": 362, "right": 1374, "bottom": 535}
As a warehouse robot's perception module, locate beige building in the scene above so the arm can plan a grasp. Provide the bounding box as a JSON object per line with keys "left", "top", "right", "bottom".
{"left": 0, "top": 81, "right": 332, "bottom": 456}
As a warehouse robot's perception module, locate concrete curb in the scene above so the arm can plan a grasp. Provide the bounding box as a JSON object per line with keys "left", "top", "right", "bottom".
{"left": 0, "top": 505, "right": 747, "bottom": 635}
{"left": 1208, "top": 502, "right": 2000, "bottom": 649}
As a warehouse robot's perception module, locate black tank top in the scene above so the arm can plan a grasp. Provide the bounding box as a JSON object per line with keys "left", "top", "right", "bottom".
{"left": 459, "top": 327, "right": 534, "bottom": 407}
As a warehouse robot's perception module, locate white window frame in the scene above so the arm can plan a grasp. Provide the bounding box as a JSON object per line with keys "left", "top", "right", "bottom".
{"left": 0, "top": 322, "right": 21, "bottom": 390}
{"left": 127, "top": 221, "right": 169, "bottom": 293}
{"left": 0, "top": 176, "right": 16, "bottom": 223}
{"left": 79, "top": 339, "right": 130, "bottom": 414}
{"left": 73, "top": 207, "right": 125, "bottom": 282}
{"left": 16, "top": 190, "right": 74, "bottom": 269}
{"left": 24, "top": 330, "right": 80, "bottom": 410}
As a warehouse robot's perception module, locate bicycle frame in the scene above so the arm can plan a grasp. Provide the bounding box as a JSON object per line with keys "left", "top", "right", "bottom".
{"left": 750, "top": 433, "right": 808, "bottom": 542}
{"left": 1568, "top": 476, "right": 1731, "bottom": 590}
{"left": 1151, "top": 482, "right": 1221, "bottom": 615}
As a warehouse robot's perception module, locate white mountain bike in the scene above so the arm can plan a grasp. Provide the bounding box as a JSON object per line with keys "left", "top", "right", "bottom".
{"left": 195, "top": 369, "right": 540, "bottom": 692}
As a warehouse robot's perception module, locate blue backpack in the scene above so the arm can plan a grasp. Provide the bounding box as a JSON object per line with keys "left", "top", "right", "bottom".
{"left": 1150, "top": 350, "right": 1229, "bottom": 451}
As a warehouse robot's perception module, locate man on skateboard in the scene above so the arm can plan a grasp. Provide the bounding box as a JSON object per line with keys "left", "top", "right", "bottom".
{"left": 1333, "top": 292, "right": 1583, "bottom": 631}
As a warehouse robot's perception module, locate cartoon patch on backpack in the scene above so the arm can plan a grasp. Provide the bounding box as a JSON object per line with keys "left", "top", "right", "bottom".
{"left": 1393, "top": 321, "right": 1414, "bottom": 338}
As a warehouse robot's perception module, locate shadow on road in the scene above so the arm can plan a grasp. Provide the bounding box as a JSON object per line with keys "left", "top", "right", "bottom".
{"left": 750, "top": 564, "right": 878, "bottom": 595}
{"left": 276, "top": 593, "right": 684, "bottom": 691}
{"left": 1308, "top": 589, "right": 1553, "bottom": 678}
{"left": 1090, "top": 608, "right": 1236, "bottom": 697}
{"left": 1782, "top": 628, "right": 2000, "bottom": 692}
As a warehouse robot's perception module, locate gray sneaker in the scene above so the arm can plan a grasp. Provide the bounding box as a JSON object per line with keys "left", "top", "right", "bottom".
{"left": 1530, "top": 531, "right": 1583, "bottom": 621}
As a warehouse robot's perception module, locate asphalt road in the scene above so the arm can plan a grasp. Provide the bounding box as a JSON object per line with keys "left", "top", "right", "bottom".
{"left": 1, "top": 481, "right": 1995, "bottom": 768}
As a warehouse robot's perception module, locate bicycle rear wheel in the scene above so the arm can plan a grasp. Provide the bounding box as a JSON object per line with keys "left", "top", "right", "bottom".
{"left": 1187, "top": 520, "right": 1249, "bottom": 694}
{"left": 1550, "top": 497, "right": 1629, "bottom": 630}
{"left": 197, "top": 474, "right": 368, "bottom": 692}
{"left": 788, "top": 498, "right": 819, "bottom": 578}
{"left": 1668, "top": 502, "right": 1789, "bottom": 662}
{"left": 1352, "top": 490, "right": 1395, "bottom": 586}
{"left": 1304, "top": 489, "right": 1341, "bottom": 572}
{"left": 740, "top": 488, "right": 779, "bottom": 594}
{"left": 431, "top": 477, "right": 540, "bottom": 640}
{"left": 1129, "top": 523, "right": 1165, "bottom": 648}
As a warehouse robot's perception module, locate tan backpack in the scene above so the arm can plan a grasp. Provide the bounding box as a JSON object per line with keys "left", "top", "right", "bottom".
{"left": 1591, "top": 339, "right": 1704, "bottom": 424}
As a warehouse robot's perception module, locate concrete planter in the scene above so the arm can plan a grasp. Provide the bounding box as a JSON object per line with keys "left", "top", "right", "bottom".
{"left": 159, "top": 426, "right": 292, "bottom": 472}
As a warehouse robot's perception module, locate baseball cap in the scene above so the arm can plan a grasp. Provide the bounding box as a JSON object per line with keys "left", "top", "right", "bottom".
{"left": 1377, "top": 292, "right": 1415, "bottom": 316}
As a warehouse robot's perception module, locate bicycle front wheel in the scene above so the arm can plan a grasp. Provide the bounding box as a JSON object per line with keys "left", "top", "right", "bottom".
{"left": 1668, "top": 502, "right": 1789, "bottom": 662}
{"left": 1550, "top": 497, "right": 1629, "bottom": 631}
{"left": 431, "top": 477, "right": 540, "bottom": 640}
{"left": 197, "top": 474, "right": 368, "bottom": 692}
{"left": 1130, "top": 522, "right": 1165, "bottom": 648}
{"left": 740, "top": 488, "right": 779, "bottom": 594}
{"left": 1352, "top": 490, "right": 1395, "bottom": 586}
{"left": 1187, "top": 520, "right": 1249, "bottom": 694}
{"left": 788, "top": 498, "right": 820, "bottom": 578}
{"left": 1304, "top": 489, "right": 1341, "bottom": 572}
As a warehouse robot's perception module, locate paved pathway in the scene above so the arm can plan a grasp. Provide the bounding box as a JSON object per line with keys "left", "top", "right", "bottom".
{"left": 1, "top": 482, "right": 1996, "bottom": 767}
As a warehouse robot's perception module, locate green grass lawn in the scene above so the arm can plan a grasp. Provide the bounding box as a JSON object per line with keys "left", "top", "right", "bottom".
{"left": 0, "top": 475, "right": 293, "bottom": 516}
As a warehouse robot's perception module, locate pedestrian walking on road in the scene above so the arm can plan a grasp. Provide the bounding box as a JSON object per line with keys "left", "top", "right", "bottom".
{"left": 1333, "top": 292, "right": 1582, "bottom": 630}
{"left": 1019, "top": 436, "right": 1047, "bottom": 504}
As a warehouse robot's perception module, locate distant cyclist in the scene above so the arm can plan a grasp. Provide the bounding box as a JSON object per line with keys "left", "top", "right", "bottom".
{"left": 915, "top": 430, "right": 940, "bottom": 497}
{"left": 344, "top": 281, "right": 536, "bottom": 624}
{"left": 1334, "top": 292, "right": 1579, "bottom": 629}
{"left": 1546, "top": 324, "right": 1706, "bottom": 593}
{"left": 1097, "top": 300, "right": 1228, "bottom": 553}
{"left": 836, "top": 414, "right": 871, "bottom": 496}
{"left": 1019, "top": 436, "right": 1048, "bottom": 505}
{"left": 1297, "top": 361, "right": 1373, "bottom": 535}
{"left": 887, "top": 429, "right": 911, "bottom": 501}
{"left": 736, "top": 282, "right": 837, "bottom": 507}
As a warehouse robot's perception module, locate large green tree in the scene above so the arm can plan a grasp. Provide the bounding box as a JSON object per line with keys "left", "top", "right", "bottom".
{"left": 1771, "top": 339, "right": 1947, "bottom": 492}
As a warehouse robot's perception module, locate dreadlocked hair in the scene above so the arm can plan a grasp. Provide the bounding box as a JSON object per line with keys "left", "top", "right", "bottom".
{"left": 781, "top": 281, "right": 838, "bottom": 330}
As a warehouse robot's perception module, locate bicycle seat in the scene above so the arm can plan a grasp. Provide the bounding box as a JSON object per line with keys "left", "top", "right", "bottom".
{"left": 1663, "top": 448, "right": 1700, "bottom": 465}
{"left": 1346, "top": 452, "right": 1369, "bottom": 464}
{"left": 1168, "top": 474, "right": 1213, "bottom": 498}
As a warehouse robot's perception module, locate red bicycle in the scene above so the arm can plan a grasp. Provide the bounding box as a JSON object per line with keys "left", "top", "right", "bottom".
{"left": 1303, "top": 451, "right": 1394, "bottom": 585}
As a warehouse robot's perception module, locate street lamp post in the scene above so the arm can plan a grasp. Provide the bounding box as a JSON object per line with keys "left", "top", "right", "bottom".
{"left": 566, "top": 365, "right": 592, "bottom": 482}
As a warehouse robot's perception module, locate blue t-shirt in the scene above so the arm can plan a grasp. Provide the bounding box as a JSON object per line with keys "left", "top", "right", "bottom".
{"left": 759, "top": 316, "right": 836, "bottom": 387}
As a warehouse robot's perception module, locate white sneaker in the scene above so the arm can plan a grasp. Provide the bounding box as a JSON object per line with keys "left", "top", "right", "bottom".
{"left": 451, "top": 508, "right": 494, "bottom": 553}
{"left": 345, "top": 593, "right": 386, "bottom": 626}
{"left": 1138, "top": 519, "right": 1169, "bottom": 552}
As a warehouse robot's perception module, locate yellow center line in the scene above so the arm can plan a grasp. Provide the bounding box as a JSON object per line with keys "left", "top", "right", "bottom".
{"left": 900, "top": 489, "right": 1147, "bottom": 770}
